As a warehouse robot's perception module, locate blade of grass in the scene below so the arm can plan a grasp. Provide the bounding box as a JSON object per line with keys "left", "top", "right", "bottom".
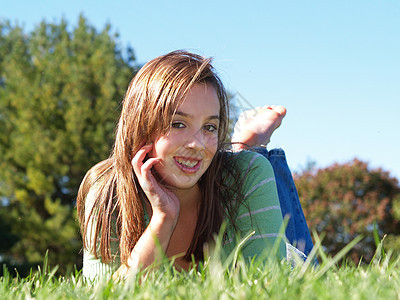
{"left": 315, "top": 235, "right": 363, "bottom": 279}
{"left": 297, "top": 231, "right": 323, "bottom": 277}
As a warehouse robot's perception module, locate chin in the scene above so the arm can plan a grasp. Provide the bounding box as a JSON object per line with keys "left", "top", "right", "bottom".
{"left": 164, "top": 176, "right": 201, "bottom": 190}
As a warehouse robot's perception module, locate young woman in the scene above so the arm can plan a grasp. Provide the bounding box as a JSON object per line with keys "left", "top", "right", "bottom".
{"left": 77, "top": 50, "right": 311, "bottom": 281}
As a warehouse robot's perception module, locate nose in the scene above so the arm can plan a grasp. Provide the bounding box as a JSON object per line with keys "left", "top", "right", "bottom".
{"left": 185, "top": 129, "right": 206, "bottom": 151}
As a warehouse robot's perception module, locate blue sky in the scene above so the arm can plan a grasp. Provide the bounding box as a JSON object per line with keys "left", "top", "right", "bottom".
{"left": 3, "top": 0, "right": 400, "bottom": 179}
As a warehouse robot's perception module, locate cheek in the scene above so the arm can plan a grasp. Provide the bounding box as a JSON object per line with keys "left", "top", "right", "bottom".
{"left": 150, "top": 136, "right": 174, "bottom": 158}
{"left": 149, "top": 142, "right": 158, "bottom": 158}
{"left": 205, "top": 135, "right": 218, "bottom": 156}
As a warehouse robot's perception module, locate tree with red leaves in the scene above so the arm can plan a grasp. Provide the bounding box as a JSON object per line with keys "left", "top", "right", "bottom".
{"left": 295, "top": 159, "right": 400, "bottom": 264}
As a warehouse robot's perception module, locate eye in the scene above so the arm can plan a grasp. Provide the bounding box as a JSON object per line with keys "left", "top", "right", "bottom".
{"left": 171, "top": 121, "right": 186, "bottom": 129}
{"left": 204, "top": 124, "right": 218, "bottom": 132}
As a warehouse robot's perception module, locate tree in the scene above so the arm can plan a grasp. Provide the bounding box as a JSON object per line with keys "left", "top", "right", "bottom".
{"left": 0, "top": 16, "right": 136, "bottom": 275}
{"left": 294, "top": 159, "right": 400, "bottom": 264}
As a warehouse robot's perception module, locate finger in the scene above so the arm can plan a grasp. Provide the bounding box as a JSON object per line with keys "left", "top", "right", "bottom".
{"left": 134, "top": 156, "right": 161, "bottom": 193}
{"left": 138, "top": 158, "right": 163, "bottom": 197}
{"left": 131, "top": 144, "right": 153, "bottom": 176}
{"left": 141, "top": 157, "right": 161, "bottom": 182}
{"left": 269, "top": 105, "right": 287, "bottom": 117}
{"left": 132, "top": 154, "right": 161, "bottom": 188}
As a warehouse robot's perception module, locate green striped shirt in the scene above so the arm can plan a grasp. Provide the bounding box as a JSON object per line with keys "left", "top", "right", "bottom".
{"left": 82, "top": 150, "right": 286, "bottom": 281}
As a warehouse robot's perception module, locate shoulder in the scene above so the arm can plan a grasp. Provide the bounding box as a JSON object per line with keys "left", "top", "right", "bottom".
{"left": 221, "top": 150, "right": 277, "bottom": 202}
{"left": 84, "top": 176, "right": 113, "bottom": 224}
{"left": 85, "top": 179, "right": 103, "bottom": 211}
{"left": 79, "top": 158, "right": 113, "bottom": 213}
{"left": 222, "top": 150, "right": 285, "bottom": 260}
{"left": 227, "top": 150, "right": 275, "bottom": 179}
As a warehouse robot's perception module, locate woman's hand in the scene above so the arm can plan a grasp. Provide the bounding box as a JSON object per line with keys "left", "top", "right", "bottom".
{"left": 118, "top": 144, "right": 181, "bottom": 274}
{"left": 131, "top": 144, "right": 180, "bottom": 225}
{"left": 112, "top": 264, "right": 129, "bottom": 282}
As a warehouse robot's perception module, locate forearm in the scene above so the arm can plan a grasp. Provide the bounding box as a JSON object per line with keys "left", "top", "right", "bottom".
{"left": 121, "top": 212, "right": 177, "bottom": 276}
{"left": 232, "top": 151, "right": 286, "bottom": 260}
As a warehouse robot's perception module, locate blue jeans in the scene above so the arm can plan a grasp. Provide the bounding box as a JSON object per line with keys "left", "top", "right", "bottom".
{"left": 253, "top": 147, "right": 314, "bottom": 256}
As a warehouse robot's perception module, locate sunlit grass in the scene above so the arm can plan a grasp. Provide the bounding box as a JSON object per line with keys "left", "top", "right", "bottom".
{"left": 1, "top": 235, "right": 400, "bottom": 299}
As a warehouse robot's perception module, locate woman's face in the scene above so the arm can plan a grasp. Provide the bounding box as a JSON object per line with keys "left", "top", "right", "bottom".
{"left": 150, "top": 83, "right": 220, "bottom": 191}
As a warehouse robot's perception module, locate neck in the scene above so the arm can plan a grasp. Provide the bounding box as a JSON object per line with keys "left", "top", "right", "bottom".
{"left": 172, "top": 183, "right": 201, "bottom": 212}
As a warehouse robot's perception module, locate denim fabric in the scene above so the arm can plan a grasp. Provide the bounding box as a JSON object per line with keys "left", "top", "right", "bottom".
{"left": 253, "top": 147, "right": 314, "bottom": 256}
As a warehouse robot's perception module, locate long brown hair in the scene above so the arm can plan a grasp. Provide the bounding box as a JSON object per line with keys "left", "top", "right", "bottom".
{"left": 77, "top": 50, "right": 236, "bottom": 265}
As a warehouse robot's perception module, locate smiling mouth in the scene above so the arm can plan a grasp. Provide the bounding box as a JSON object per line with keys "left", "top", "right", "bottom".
{"left": 174, "top": 157, "right": 201, "bottom": 173}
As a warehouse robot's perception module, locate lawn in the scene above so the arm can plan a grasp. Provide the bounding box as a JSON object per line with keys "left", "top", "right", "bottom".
{"left": 1, "top": 236, "right": 399, "bottom": 299}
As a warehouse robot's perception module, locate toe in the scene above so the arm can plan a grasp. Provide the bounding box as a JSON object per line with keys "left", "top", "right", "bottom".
{"left": 269, "top": 105, "right": 287, "bottom": 117}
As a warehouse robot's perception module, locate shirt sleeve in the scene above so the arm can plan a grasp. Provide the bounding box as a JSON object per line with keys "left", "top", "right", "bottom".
{"left": 82, "top": 183, "right": 120, "bottom": 282}
{"left": 223, "top": 151, "right": 286, "bottom": 260}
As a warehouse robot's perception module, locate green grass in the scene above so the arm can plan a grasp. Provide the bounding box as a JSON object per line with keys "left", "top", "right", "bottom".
{"left": 1, "top": 236, "right": 400, "bottom": 299}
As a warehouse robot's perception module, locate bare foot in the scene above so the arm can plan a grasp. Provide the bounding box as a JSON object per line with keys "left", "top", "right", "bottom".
{"left": 231, "top": 105, "right": 287, "bottom": 151}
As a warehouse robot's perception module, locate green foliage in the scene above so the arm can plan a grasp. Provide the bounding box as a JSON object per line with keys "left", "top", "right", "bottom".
{"left": 294, "top": 159, "right": 400, "bottom": 264}
{"left": 0, "top": 16, "right": 136, "bottom": 275}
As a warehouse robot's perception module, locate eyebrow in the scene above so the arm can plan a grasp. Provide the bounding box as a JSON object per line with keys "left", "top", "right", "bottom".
{"left": 175, "top": 111, "right": 220, "bottom": 121}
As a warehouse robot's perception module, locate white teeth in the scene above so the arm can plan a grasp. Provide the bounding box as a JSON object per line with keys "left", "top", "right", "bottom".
{"left": 176, "top": 158, "right": 198, "bottom": 168}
